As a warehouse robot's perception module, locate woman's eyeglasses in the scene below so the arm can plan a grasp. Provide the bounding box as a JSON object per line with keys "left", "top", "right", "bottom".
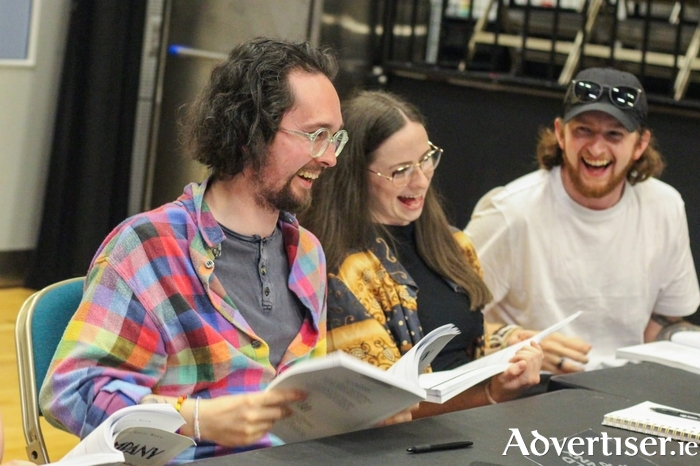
{"left": 368, "top": 143, "right": 443, "bottom": 188}
{"left": 280, "top": 127, "right": 349, "bottom": 159}
{"left": 569, "top": 80, "right": 643, "bottom": 110}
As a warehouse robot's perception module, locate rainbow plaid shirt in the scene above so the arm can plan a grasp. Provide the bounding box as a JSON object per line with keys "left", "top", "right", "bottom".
{"left": 39, "top": 178, "right": 327, "bottom": 462}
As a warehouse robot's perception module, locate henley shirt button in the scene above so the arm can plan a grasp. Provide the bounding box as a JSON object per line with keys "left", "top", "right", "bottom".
{"left": 260, "top": 266, "right": 267, "bottom": 276}
{"left": 204, "top": 260, "right": 214, "bottom": 269}
{"left": 264, "top": 287, "right": 270, "bottom": 296}
{"left": 251, "top": 340, "right": 262, "bottom": 349}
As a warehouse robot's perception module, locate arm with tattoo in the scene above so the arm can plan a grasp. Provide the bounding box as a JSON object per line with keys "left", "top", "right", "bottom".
{"left": 645, "top": 314, "right": 700, "bottom": 342}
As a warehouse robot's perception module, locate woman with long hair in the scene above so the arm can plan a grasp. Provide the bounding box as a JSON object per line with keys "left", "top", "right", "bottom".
{"left": 299, "top": 90, "right": 542, "bottom": 417}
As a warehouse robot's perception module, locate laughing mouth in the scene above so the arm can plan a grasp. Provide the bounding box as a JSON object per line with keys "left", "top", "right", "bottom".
{"left": 297, "top": 170, "right": 320, "bottom": 181}
{"left": 582, "top": 158, "right": 612, "bottom": 169}
{"left": 398, "top": 194, "right": 422, "bottom": 206}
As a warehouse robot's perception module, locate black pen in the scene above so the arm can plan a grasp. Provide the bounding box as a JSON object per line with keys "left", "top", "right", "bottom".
{"left": 406, "top": 440, "right": 473, "bottom": 454}
{"left": 651, "top": 407, "right": 700, "bottom": 422}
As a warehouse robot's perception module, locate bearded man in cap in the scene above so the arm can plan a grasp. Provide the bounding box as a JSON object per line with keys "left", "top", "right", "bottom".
{"left": 466, "top": 67, "right": 700, "bottom": 373}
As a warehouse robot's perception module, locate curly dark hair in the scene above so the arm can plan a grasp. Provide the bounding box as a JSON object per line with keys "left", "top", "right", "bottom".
{"left": 536, "top": 120, "right": 665, "bottom": 184}
{"left": 181, "top": 37, "right": 338, "bottom": 180}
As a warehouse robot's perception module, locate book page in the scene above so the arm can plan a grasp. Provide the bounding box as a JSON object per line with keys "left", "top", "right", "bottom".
{"left": 616, "top": 341, "right": 700, "bottom": 375}
{"left": 419, "top": 363, "right": 509, "bottom": 390}
{"left": 114, "top": 427, "right": 195, "bottom": 466}
{"left": 387, "top": 324, "right": 460, "bottom": 383}
{"left": 268, "top": 351, "right": 425, "bottom": 443}
{"left": 671, "top": 331, "right": 700, "bottom": 349}
{"left": 110, "top": 403, "right": 190, "bottom": 432}
{"left": 414, "top": 312, "right": 581, "bottom": 403}
{"left": 269, "top": 350, "right": 422, "bottom": 393}
{"left": 420, "top": 363, "right": 510, "bottom": 403}
{"left": 470, "top": 311, "right": 582, "bottom": 372}
{"left": 59, "top": 404, "right": 189, "bottom": 465}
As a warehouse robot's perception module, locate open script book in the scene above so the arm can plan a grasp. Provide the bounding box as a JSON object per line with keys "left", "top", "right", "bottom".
{"left": 418, "top": 311, "right": 582, "bottom": 402}
{"left": 53, "top": 404, "right": 195, "bottom": 466}
{"left": 267, "top": 323, "right": 460, "bottom": 443}
{"left": 268, "top": 312, "right": 581, "bottom": 443}
{"left": 616, "top": 337, "right": 700, "bottom": 375}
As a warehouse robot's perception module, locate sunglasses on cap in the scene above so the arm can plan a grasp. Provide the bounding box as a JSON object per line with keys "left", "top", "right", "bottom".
{"left": 569, "top": 80, "right": 643, "bottom": 110}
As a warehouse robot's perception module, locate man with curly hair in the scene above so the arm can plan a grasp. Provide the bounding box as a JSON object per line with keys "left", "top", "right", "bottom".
{"left": 466, "top": 67, "right": 700, "bottom": 373}
{"left": 39, "top": 37, "right": 359, "bottom": 462}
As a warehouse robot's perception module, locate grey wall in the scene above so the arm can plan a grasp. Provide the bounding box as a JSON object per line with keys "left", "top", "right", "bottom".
{"left": 0, "top": 0, "right": 317, "bottom": 285}
{"left": 0, "top": 0, "right": 71, "bottom": 285}
{"left": 144, "top": 0, "right": 318, "bottom": 210}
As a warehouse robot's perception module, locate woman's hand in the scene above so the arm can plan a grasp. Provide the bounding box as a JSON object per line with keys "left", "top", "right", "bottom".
{"left": 374, "top": 403, "right": 418, "bottom": 427}
{"left": 489, "top": 341, "right": 544, "bottom": 402}
{"left": 508, "top": 330, "right": 591, "bottom": 374}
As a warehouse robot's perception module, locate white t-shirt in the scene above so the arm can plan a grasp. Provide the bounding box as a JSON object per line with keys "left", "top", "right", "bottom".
{"left": 465, "top": 167, "right": 700, "bottom": 370}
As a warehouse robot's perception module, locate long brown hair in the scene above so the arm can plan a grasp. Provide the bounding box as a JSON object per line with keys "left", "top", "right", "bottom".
{"left": 536, "top": 119, "right": 665, "bottom": 184}
{"left": 299, "top": 90, "right": 491, "bottom": 309}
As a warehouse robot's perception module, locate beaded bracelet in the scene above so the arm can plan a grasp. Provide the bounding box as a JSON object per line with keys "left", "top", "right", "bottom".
{"left": 487, "top": 324, "right": 522, "bottom": 350}
{"left": 175, "top": 395, "right": 187, "bottom": 413}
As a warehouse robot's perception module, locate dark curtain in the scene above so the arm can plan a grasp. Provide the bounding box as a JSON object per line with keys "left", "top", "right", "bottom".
{"left": 25, "top": 0, "right": 146, "bottom": 289}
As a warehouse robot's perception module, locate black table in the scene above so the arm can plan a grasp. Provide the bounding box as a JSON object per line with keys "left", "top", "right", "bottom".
{"left": 548, "top": 362, "right": 700, "bottom": 413}
{"left": 192, "top": 389, "right": 698, "bottom": 466}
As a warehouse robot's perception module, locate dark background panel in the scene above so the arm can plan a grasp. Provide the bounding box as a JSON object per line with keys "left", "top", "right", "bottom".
{"left": 385, "top": 75, "right": 557, "bottom": 228}
{"left": 385, "top": 74, "right": 700, "bottom": 324}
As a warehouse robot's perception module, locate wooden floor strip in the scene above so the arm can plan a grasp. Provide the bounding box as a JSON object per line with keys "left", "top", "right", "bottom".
{"left": 0, "top": 287, "right": 77, "bottom": 463}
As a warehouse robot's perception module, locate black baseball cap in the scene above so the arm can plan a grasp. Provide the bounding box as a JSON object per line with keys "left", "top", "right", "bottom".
{"left": 563, "top": 67, "right": 647, "bottom": 132}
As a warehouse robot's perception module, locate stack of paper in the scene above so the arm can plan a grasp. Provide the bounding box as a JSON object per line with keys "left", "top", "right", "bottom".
{"left": 616, "top": 340, "right": 700, "bottom": 375}
{"left": 418, "top": 311, "right": 582, "bottom": 403}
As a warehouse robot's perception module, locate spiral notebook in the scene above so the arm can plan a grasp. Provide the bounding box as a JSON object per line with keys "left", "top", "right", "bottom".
{"left": 602, "top": 401, "right": 700, "bottom": 442}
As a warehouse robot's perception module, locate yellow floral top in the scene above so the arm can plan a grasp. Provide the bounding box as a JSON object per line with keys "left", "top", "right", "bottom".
{"left": 326, "top": 229, "right": 485, "bottom": 371}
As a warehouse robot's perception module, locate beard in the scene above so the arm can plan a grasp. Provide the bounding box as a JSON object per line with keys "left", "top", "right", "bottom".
{"left": 562, "top": 154, "right": 635, "bottom": 199}
{"left": 252, "top": 169, "right": 312, "bottom": 214}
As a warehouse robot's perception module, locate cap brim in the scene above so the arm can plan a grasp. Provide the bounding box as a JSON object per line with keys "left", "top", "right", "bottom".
{"left": 563, "top": 102, "right": 638, "bottom": 132}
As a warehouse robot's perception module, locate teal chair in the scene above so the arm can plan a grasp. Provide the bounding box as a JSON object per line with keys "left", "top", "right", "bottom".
{"left": 15, "top": 276, "right": 84, "bottom": 464}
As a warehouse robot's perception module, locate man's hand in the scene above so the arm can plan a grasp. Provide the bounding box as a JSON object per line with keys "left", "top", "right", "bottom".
{"left": 198, "top": 389, "right": 306, "bottom": 447}
{"left": 508, "top": 330, "right": 591, "bottom": 374}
